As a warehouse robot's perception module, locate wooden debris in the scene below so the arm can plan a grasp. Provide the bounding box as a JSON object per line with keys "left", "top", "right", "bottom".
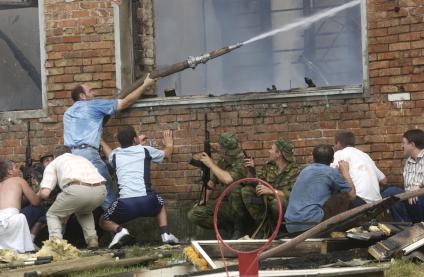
{"left": 259, "top": 188, "right": 424, "bottom": 260}
{"left": 192, "top": 238, "right": 368, "bottom": 260}
{"left": 2, "top": 253, "right": 168, "bottom": 277}
{"left": 368, "top": 222, "right": 424, "bottom": 261}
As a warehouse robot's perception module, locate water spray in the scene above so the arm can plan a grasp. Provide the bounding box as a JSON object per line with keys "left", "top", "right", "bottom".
{"left": 243, "top": 0, "right": 361, "bottom": 45}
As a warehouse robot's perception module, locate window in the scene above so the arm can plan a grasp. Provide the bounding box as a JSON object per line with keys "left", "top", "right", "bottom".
{"left": 153, "top": 0, "right": 365, "bottom": 97}
{"left": 0, "top": 0, "right": 45, "bottom": 114}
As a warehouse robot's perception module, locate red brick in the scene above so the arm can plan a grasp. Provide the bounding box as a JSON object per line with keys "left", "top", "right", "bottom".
{"left": 389, "top": 42, "right": 411, "bottom": 51}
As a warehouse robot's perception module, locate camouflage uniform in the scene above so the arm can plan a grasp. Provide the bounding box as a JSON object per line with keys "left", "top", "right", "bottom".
{"left": 241, "top": 139, "right": 303, "bottom": 237}
{"left": 187, "top": 133, "right": 249, "bottom": 234}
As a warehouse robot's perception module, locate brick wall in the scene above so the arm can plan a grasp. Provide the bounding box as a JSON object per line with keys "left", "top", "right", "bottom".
{"left": 0, "top": 0, "right": 423, "bottom": 239}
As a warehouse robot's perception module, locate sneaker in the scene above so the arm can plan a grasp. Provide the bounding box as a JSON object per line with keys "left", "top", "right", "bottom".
{"left": 86, "top": 238, "right": 99, "bottom": 250}
{"left": 108, "top": 228, "right": 134, "bottom": 249}
{"left": 161, "top": 233, "right": 179, "bottom": 245}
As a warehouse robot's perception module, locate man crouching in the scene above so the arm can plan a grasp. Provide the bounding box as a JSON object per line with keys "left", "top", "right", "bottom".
{"left": 100, "top": 126, "right": 178, "bottom": 248}
{"left": 37, "top": 146, "right": 106, "bottom": 249}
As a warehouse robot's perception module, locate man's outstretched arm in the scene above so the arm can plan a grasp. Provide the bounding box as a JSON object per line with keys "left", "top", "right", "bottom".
{"left": 117, "top": 74, "right": 156, "bottom": 111}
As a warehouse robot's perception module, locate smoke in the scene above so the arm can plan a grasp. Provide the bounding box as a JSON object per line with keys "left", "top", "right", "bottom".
{"left": 154, "top": 0, "right": 363, "bottom": 96}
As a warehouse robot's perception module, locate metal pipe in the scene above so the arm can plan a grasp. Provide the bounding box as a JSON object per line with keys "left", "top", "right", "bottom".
{"left": 118, "top": 43, "right": 243, "bottom": 98}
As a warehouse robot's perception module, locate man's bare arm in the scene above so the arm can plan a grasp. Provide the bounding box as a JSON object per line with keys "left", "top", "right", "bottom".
{"left": 100, "top": 139, "right": 113, "bottom": 158}
{"left": 338, "top": 160, "right": 356, "bottom": 200}
{"left": 200, "top": 153, "right": 233, "bottom": 185}
{"left": 37, "top": 188, "right": 52, "bottom": 200}
{"left": 117, "top": 74, "right": 156, "bottom": 111}
{"left": 21, "top": 178, "right": 40, "bottom": 206}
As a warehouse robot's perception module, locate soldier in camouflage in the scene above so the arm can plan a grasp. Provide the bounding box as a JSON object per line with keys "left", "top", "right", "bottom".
{"left": 187, "top": 133, "right": 250, "bottom": 238}
{"left": 242, "top": 139, "right": 303, "bottom": 237}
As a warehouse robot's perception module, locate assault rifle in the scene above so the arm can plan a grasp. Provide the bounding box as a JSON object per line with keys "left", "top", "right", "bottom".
{"left": 21, "top": 121, "right": 33, "bottom": 186}
{"left": 189, "top": 114, "right": 211, "bottom": 205}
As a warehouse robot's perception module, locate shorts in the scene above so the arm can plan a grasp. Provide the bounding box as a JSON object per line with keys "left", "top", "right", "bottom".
{"left": 103, "top": 192, "right": 164, "bottom": 224}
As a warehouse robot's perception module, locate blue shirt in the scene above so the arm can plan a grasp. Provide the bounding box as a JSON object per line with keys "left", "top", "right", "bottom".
{"left": 284, "top": 163, "right": 352, "bottom": 233}
{"left": 109, "top": 145, "right": 165, "bottom": 198}
{"left": 64, "top": 99, "right": 117, "bottom": 148}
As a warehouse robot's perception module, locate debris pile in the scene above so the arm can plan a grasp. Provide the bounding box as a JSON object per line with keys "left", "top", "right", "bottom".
{"left": 184, "top": 246, "right": 209, "bottom": 271}
{"left": 36, "top": 237, "right": 80, "bottom": 261}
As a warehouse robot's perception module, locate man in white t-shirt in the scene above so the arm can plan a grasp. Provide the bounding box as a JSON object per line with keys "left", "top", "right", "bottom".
{"left": 100, "top": 126, "right": 178, "bottom": 248}
{"left": 332, "top": 130, "right": 387, "bottom": 207}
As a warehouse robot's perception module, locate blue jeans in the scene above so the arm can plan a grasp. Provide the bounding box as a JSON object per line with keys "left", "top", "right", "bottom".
{"left": 72, "top": 147, "right": 117, "bottom": 210}
{"left": 382, "top": 186, "right": 424, "bottom": 223}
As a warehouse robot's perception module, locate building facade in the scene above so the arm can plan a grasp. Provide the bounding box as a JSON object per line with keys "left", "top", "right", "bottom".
{"left": 0, "top": 0, "right": 423, "bottom": 239}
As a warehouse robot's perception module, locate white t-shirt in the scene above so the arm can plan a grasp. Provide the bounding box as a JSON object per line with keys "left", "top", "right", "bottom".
{"left": 109, "top": 145, "right": 165, "bottom": 198}
{"left": 331, "top": 147, "right": 385, "bottom": 203}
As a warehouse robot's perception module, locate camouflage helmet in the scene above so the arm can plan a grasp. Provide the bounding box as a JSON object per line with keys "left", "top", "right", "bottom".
{"left": 218, "top": 133, "right": 241, "bottom": 157}
{"left": 274, "top": 139, "right": 294, "bottom": 162}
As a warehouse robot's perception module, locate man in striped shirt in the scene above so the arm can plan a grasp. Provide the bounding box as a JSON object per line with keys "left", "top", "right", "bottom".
{"left": 383, "top": 129, "right": 424, "bottom": 222}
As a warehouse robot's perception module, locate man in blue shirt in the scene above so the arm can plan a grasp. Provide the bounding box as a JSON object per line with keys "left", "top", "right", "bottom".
{"left": 100, "top": 126, "right": 178, "bottom": 248}
{"left": 285, "top": 144, "right": 356, "bottom": 233}
{"left": 63, "top": 75, "right": 155, "bottom": 210}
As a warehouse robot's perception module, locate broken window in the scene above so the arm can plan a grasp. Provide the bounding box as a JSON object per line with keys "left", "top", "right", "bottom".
{"left": 152, "top": 0, "right": 365, "bottom": 97}
{"left": 0, "top": 0, "right": 43, "bottom": 112}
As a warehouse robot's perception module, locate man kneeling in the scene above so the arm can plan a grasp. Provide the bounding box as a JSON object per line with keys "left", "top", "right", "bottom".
{"left": 285, "top": 144, "right": 356, "bottom": 234}
{"left": 0, "top": 159, "right": 40, "bottom": 252}
{"left": 100, "top": 126, "right": 178, "bottom": 248}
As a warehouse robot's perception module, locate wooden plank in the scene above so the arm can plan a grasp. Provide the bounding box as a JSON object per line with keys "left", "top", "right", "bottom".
{"left": 2, "top": 254, "right": 164, "bottom": 277}
{"left": 369, "top": 222, "right": 424, "bottom": 261}
{"left": 195, "top": 238, "right": 367, "bottom": 258}
{"left": 191, "top": 241, "right": 218, "bottom": 269}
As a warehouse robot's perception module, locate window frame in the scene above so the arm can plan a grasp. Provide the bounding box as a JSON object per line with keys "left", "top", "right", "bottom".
{"left": 0, "top": 0, "right": 48, "bottom": 120}
{"left": 115, "top": 0, "right": 369, "bottom": 107}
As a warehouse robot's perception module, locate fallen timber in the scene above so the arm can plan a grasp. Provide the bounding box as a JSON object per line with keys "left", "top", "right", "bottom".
{"left": 2, "top": 253, "right": 169, "bottom": 277}
{"left": 260, "top": 187, "right": 424, "bottom": 260}
{"left": 193, "top": 238, "right": 370, "bottom": 259}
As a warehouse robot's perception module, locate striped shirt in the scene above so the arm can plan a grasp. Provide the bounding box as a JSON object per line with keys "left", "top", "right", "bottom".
{"left": 403, "top": 149, "right": 424, "bottom": 191}
{"left": 40, "top": 153, "right": 105, "bottom": 191}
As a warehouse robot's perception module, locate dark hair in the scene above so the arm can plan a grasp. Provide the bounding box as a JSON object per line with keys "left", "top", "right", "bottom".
{"left": 117, "top": 126, "right": 137, "bottom": 148}
{"left": 403, "top": 129, "right": 424, "bottom": 149}
{"left": 0, "top": 159, "right": 11, "bottom": 181}
{"left": 313, "top": 144, "right": 334, "bottom": 165}
{"left": 335, "top": 130, "right": 355, "bottom": 147}
{"left": 54, "top": 145, "right": 71, "bottom": 157}
{"left": 71, "top": 85, "right": 85, "bottom": 102}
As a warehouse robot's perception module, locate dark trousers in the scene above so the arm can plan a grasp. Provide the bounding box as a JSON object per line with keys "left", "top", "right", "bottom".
{"left": 21, "top": 205, "right": 46, "bottom": 228}
{"left": 382, "top": 186, "right": 424, "bottom": 223}
{"left": 349, "top": 196, "right": 367, "bottom": 209}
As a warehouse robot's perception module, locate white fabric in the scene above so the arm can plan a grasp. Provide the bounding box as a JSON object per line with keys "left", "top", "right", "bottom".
{"left": 331, "top": 147, "right": 385, "bottom": 203}
{"left": 0, "top": 208, "right": 34, "bottom": 253}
